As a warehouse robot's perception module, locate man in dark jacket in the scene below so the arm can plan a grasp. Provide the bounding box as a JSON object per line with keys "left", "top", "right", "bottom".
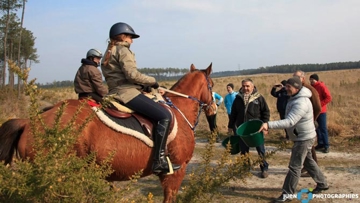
{"left": 229, "top": 78, "right": 270, "bottom": 178}
{"left": 74, "top": 48, "right": 108, "bottom": 103}
{"left": 271, "top": 80, "right": 290, "bottom": 139}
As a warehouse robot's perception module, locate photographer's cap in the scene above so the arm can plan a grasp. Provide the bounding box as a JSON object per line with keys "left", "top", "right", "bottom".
{"left": 286, "top": 76, "right": 302, "bottom": 89}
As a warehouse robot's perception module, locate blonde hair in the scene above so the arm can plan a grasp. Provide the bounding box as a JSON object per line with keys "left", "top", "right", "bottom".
{"left": 102, "top": 34, "right": 127, "bottom": 67}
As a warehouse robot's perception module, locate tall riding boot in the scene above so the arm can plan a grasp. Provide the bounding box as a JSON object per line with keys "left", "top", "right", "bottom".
{"left": 152, "top": 119, "right": 181, "bottom": 173}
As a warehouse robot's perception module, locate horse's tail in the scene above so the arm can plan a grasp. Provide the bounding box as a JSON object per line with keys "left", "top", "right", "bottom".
{"left": 0, "top": 119, "right": 27, "bottom": 165}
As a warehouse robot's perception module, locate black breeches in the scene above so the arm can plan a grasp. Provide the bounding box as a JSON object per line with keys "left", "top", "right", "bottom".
{"left": 126, "top": 94, "right": 171, "bottom": 122}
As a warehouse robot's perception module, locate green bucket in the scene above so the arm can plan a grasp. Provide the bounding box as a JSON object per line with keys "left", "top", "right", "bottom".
{"left": 221, "top": 136, "right": 241, "bottom": 155}
{"left": 236, "top": 119, "right": 264, "bottom": 147}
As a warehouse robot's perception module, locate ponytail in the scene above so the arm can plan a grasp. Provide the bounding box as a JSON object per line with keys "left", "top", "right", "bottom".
{"left": 102, "top": 35, "right": 124, "bottom": 67}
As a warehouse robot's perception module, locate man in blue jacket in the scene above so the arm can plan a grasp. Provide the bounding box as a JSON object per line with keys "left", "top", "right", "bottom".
{"left": 224, "top": 83, "right": 238, "bottom": 134}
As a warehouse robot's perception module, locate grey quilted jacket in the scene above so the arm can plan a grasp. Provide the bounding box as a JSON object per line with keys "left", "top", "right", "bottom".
{"left": 268, "top": 87, "right": 316, "bottom": 141}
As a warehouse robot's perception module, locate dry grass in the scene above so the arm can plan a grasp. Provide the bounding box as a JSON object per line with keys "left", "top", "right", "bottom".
{"left": 0, "top": 88, "right": 28, "bottom": 122}
{"left": 195, "top": 69, "right": 360, "bottom": 153}
{"left": 1, "top": 69, "right": 359, "bottom": 147}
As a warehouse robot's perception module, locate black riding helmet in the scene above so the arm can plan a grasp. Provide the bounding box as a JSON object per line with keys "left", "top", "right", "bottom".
{"left": 109, "top": 22, "right": 140, "bottom": 39}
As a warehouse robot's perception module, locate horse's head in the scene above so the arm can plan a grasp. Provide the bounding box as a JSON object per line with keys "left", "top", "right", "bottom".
{"left": 189, "top": 63, "right": 215, "bottom": 116}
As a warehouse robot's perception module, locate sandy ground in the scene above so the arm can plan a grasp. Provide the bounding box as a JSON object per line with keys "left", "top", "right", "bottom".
{"left": 190, "top": 141, "right": 360, "bottom": 203}
{"left": 115, "top": 139, "right": 360, "bottom": 202}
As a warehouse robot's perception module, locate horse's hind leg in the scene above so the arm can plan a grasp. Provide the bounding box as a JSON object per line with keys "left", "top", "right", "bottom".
{"left": 159, "top": 165, "right": 187, "bottom": 203}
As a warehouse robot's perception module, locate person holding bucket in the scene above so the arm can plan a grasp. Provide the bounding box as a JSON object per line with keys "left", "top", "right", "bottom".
{"left": 259, "top": 76, "right": 328, "bottom": 202}
{"left": 229, "top": 78, "right": 270, "bottom": 179}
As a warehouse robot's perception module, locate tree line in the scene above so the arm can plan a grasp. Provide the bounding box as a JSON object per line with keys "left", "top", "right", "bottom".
{"left": 0, "top": 0, "right": 39, "bottom": 92}
{"left": 214, "top": 60, "right": 360, "bottom": 77}
{"left": 36, "top": 61, "right": 360, "bottom": 88}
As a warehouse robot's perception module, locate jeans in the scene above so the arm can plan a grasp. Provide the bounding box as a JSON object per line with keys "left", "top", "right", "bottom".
{"left": 238, "top": 137, "right": 269, "bottom": 172}
{"left": 316, "top": 113, "right": 329, "bottom": 148}
{"left": 282, "top": 138, "right": 328, "bottom": 194}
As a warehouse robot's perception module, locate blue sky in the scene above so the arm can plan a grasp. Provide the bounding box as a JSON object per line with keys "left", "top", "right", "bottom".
{"left": 21, "top": 0, "right": 360, "bottom": 84}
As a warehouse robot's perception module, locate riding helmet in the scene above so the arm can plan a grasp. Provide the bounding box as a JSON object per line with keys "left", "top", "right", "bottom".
{"left": 109, "top": 22, "right": 140, "bottom": 39}
{"left": 86, "top": 49, "right": 103, "bottom": 58}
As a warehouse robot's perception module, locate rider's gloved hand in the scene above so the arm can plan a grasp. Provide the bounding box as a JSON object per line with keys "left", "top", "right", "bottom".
{"left": 151, "top": 82, "right": 159, "bottom": 89}
{"left": 143, "top": 86, "right": 152, "bottom": 93}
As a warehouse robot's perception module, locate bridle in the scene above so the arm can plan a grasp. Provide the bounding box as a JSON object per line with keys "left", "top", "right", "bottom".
{"left": 159, "top": 72, "right": 213, "bottom": 131}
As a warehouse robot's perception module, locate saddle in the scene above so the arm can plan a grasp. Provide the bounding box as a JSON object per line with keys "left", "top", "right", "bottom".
{"left": 85, "top": 98, "right": 175, "bottom": 138}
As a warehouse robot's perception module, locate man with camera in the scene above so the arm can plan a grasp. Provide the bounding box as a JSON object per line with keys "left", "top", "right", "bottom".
{"left": 271, "top": 80, "right": 290, "bottom": 139}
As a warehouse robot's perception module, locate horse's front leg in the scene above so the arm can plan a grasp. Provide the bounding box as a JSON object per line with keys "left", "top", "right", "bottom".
{"left": 159, "top": 163, "right": 187, "bottom": 203}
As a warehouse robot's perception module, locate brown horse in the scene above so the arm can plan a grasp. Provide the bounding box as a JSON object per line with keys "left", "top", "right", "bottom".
{"left": 0, "top": 63, "right": 214, "bottom": 203}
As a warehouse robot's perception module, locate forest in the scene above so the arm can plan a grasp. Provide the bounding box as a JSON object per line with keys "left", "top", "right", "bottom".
{"left": 0, "top": 0, "right": 39, "bottom": 92}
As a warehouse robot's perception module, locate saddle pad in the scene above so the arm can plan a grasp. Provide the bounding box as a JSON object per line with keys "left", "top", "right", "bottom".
{"left": 91, "top": 107, "right": 178, "bottom": 147}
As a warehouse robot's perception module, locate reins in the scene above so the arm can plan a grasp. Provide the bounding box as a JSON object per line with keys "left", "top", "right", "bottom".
{"left": 158, "top": 84, "right": 210, "bottom": 131}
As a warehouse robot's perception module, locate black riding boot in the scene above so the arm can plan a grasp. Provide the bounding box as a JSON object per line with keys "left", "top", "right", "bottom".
{"left": 152, "top": 119, "right": 181, "bottom": 173}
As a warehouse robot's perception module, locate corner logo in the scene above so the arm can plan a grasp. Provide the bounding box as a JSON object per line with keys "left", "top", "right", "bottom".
{"left": 297, "top": 188, "right": 314, "bottom": 203}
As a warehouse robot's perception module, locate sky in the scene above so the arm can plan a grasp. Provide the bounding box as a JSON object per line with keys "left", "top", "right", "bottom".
{"left": 18, "top": 0, "right": 360, "bottom": 84}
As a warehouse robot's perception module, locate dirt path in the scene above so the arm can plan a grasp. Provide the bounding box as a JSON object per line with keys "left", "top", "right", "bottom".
{"left": 191, "top": 141, "right": 360, "bottom": 203}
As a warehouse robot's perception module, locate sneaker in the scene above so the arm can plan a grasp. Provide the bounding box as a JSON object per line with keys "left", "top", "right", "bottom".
{"left": 260, "top": 171, "right": 269, "bottom": 178}
{"left": 315, "top": 145, "right": 324, "bottom": 151}
{"left": 323, "top": 148, "right": 329, "bottom": 153}
{"left": 311, "top": 186, "right": 329, "bottom": 194}
{"left": 272, "top": 193, "right": 292, "bottom": 203}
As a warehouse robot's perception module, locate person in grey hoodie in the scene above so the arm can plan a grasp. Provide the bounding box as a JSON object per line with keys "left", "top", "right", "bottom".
{"left": 259, "top": 76, "right": 328, "bottom": 203}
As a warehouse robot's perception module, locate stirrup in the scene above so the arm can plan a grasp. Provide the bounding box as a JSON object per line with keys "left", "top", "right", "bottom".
{"left": 153, "top": 156, "right": 177, "bottom": 175}
{"left": 166, "top": 156, "right": 174, "bottom": 175}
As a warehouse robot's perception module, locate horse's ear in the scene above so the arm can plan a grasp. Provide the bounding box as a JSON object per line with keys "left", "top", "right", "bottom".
{"left": 205, "top": 63, "right": 212, "bottom": 76}
{"left": 190, "top": 64, "right": 196, "bottom": 72}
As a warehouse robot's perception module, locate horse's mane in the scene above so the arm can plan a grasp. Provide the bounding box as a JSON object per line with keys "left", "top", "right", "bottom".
{"left": 170, "top": 69, "right": 208, "bottom": 90}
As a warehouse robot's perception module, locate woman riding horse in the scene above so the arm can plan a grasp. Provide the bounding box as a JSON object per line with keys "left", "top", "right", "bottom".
{"left": 101, "top": 22, "right": 180, "bottom": 174}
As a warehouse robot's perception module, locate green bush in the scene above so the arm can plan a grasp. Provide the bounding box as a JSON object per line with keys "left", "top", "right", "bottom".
{"left": 0, "top": 61, "right": 143, "bottom": 203}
